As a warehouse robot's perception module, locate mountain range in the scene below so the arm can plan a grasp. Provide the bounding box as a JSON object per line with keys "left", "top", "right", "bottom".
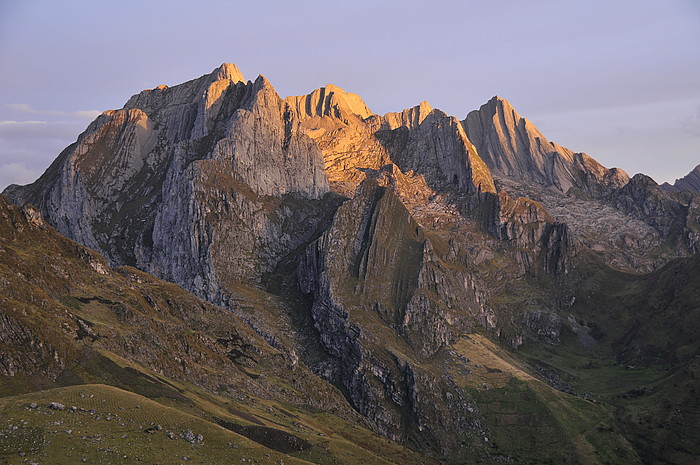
{"left": 1, "top": 63, "right": 698, "bottom": 464}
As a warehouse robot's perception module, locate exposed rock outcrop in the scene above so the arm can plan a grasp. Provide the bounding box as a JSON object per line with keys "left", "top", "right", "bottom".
{"left": 4, "top": 64, "right": 333, "bottom": 300}
{"left": 298, "top": 173, "right": 487, "bottom": 456}
{"left": 0, "top": 194, "right": 360, "bottom": 419}
{"left": 285, "top": 83, "right": 373, "bottom": 122}
{"left": 464, "top": 96, "right": 697, "bottom": 271}
{"left": 287, "top": 88, "right": 497, "bottom": 201}
{"left": 482, "top": 191, "right": 572, "bottom": 275}
{"left": 3, "top": 63, "right": 697, "bottom": 463}
{"left": 377, "top": 104, "right": 496, "bottom": 198}
{"left": 609, "top": 174, "right": 699, "bottom": 253}
{"left": 463, "top": 96, "right": 630, "bottom": 194}
{"left": 284, "top": 85, "right": 388, "bottom": 197}
{"left": 661, "top": 163, "right": 700, "bottom": 193}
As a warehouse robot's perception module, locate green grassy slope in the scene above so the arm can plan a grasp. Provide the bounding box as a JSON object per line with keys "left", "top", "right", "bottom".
{"left": 0, "top": 196, "right": 433, "bottom": 465}
{"left": 515, "top": 251, "right": 700, "bottom": 464}
{"left": 1, "top": 190, "right": 698, "bottom": 464}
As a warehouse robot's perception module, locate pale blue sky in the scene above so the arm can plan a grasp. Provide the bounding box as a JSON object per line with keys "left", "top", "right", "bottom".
{"left": 1, "top": 0, "right": 698, "bottom": 189}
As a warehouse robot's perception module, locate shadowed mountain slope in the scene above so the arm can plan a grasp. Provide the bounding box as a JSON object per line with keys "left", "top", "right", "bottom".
{"left": 2, "top": 63, "right": 699, "bottom": 464}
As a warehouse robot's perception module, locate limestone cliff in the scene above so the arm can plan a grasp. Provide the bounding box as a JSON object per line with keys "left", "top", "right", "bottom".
{"left": 610, "top": 174, "right": 699, "bottom": 254}
{"left": 286, "top": 88, "right": 496, "bottom": 200}
{"left": 4, "top": 64, "right": 333, "bottom": 301}
{"left": 298, "top": 173, "right": 488, "bottom": 456}
{"left": 464, "top": 96, "right": 697, "bottom": 271}
{"left": 484, "top": 191, "right": 572, "bottom": 275}
{"left": 3, "top": 63, "right": 698, "bottom": 463}
{"left": 284, "top": 85, "right": 388, "bottom": 197}
{"left": 463, "top": 96, "right": 630, "bottom": 193}
{"left": 284, "top": 87, "right": 573, "bottom": 356}
{"left": 377, "top": 103, "right": 496, "bottom": 197}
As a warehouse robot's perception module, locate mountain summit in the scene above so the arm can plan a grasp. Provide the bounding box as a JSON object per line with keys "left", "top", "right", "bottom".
{"left": 2, "top": 63, "right": 699, "bottom": 464}
{"left": 662, "top": 163, "right": 700, "bottom": 193}
{"left": 463, "top": 96, "right": 630, "bottom": 193}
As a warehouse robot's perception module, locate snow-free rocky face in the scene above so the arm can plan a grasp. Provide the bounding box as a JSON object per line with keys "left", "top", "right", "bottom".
{"left": 3, "top": 63, "right": 699, "bottom": 464}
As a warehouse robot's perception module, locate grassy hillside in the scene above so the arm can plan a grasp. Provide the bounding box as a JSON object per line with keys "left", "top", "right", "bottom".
{"left": 0, "top": 196, "right": 433, "bottom": 464}
{"left": 449, "top": 334, "right": 641, "bottom": 464}
{"left": 1, "top": 192, "right": 698, "bottom": 464}
{"left": 515, "top": 251, "right": 700, "bottom": 464}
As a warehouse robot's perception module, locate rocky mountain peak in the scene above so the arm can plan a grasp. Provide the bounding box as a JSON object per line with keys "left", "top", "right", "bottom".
{"left": 252, "top": 73, "right": 273, "bottom": 89}
{"left": 383, "top": 100, "right": 433, "bottom": 130}
{"left": 2, "top": 62, "right": 332, "bottom": 292}
{"left": 243, "top": 74, "right": 284, "bottom": 114}
{"left": 3, "top": 64, "right": 700, "bottom": 464}
{"left": 122, "top": 63, "right": 246, "bottom": 113}
{"left": 463, "top": 95, "right": 636, "bottom": 197}
{"left": 484, "top": 94, "right": 515, "bottom": 113}
{"left": 475, "top": 96, "right": 529, "bottom": 131}
{"left": 463, "top": 96, "right": 579, "bottom": 190}
{"left": 285, "top": 83, "right": 374, "bottom": 122}
{"left": 212, "top": 62, "right": 246, "bottom": 83}
{"left": 661, "top": 163, "right": 700, "bottom": 193}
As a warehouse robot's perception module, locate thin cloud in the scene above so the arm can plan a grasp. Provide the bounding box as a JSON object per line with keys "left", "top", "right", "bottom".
{"left": 0, "top": 120, "right": 81, "bottom": 141}
{"left": 680, "top": 105, "right": 700, "bottom": 138}
{"left": 0, "top": 119, "right": 85, "bottom": 190}
{"left": 614, "top": 126, "right": 634, "bottom": 136}
{"left": 0, "top": 120, "right": 47, "bottom": 126}
{"left": 0, "top": 162, "right": 41, "bottom": 190}
{"left": 5, "top": 103, "right": 101, "bottom": 120}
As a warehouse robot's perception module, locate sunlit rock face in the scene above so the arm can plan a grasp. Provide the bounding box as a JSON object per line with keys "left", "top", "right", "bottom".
{"left": 4, "top": 63, "right": 699, "bottom": 463}
{"left": 464, "top": 96, "right": 699, "bottom": 271}
{"left": 463, "top": 96, "right": 630, "bottom": 194}
{"left": 3, "top": 64, "right": 332, "bottom": 300}
{"left": 286, "top": 86, "right": 496, "bottom": 200}
{"left": 6, "top": 62, "right": 694, "bottom": 321}
{"left": 297, "top": 173, "right": 488, "bottom": 454}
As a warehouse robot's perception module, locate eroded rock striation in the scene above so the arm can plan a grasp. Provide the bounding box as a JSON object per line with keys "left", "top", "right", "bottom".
{"left": 4, "top": 64, "right": 333, "bottom": 302}
{"left": 464, "top": 96, "right": 699, "bottom": 270}
{"left": 298, "top": 172, "right": 487, "bottom": 454}
{"left": 4, "top": 63, "right": 699, "bottom": 463}
{"left": 662, "top": 163, "right": 700, "bottom": 193}
{"left": 463, "top": 96, "right": 630, "bottom": 193}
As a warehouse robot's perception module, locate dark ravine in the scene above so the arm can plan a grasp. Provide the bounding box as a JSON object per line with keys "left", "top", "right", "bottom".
{"left": 2, "top": 63, "right": 699, "bottom": 464}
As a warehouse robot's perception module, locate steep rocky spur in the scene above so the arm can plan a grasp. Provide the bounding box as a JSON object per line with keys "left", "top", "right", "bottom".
{"left": 464, "top": 96, "right": 699, "bottom": 271}
{"left": 0, "top": 195, "right": 445, "bottom": 465}
{"left": 5, "top": 64, "right": 332, "bottom": 302}
{"left": 661, "top": 163, "right": 700, "bottom": 193}
{"left": 3, "top": 63, "right": 699, "bottom": 464}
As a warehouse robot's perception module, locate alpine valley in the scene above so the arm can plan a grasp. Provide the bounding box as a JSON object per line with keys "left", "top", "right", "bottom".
{"left": 1, "top": 64, "right": 699, "bottom": 465}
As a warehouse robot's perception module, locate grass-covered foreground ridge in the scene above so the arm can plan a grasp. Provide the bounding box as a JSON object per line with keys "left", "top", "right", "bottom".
{"left": 1, "top": 187, "right": 698, "bottom": 464}
{"left": 0, "top": 381, "right": 435, "bottom": 465}
{"left": 0, "top": 195, "right": 433, "bottom": 464}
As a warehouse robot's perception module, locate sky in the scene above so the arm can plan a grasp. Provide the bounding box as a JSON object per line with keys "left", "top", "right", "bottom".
{"left": 1, "top": 0, "right": 699, "bottom": 190}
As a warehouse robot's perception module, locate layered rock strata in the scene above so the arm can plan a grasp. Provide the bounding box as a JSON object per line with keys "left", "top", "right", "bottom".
{"left": 662, "top": 163, "right": 700, "bottom": 193}
{"left": 4, "top": 64, "right": 333, "bottom": 301}
{"left": 463, "top": 96, "right": 630, "bottom": 194}
{"left": 464, "top": 96, "right": 699, "bottom": 269}
{"left": 298, "top": 173, "right": 487, "bottom": 455}
{"left": 4, "top": 63, "right": 699, "bottom": 461}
